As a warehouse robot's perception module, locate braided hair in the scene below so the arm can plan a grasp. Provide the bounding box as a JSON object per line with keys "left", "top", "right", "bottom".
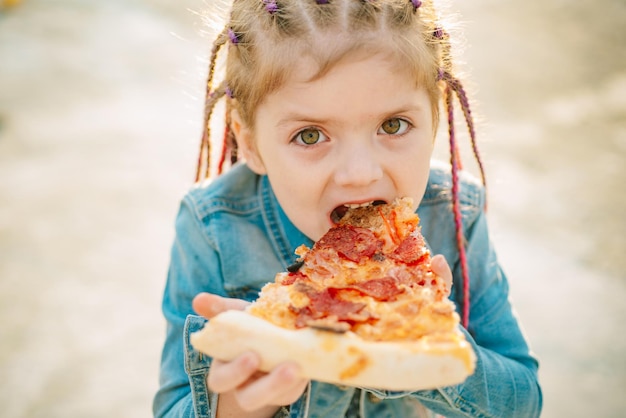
{"left": 196, "top": 0, "right": 485, "bottom": 329}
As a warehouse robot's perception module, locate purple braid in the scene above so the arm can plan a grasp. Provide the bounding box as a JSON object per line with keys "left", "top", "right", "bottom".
{"left": 443, "top": 71, "right": 487, "bottom": 195}
{"left": 445, "top": 83, "right": 471, "bottom": 329}
{"left": 196, "top": 127, "right": 209, "bottom": 182}
{"left": 195, "top": 28, "right": 231, "bottom": 182}
{"left": 437, "top": 67, "right": 444, "bottom": 81}
{"left": 206, "top": 28, "right": 227, "bottom": 103}
{"left": 230, "top": 142, "right": 239, "bottom": 166}
{"left": 196, "top": 81, "right": 228, "bottom": 181}
{"left": 217, "top": 104, "right": 238, "bottom": 175}
{"left": 217, "top": 125, "right": 229, "bottom": 175}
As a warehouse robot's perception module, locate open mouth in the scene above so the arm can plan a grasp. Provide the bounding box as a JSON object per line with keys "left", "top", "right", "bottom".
{"left": 330, "top": 200, "right": 386, "bottom": 224}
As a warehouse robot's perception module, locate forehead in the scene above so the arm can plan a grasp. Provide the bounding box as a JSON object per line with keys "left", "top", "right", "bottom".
{"left": 257, "top": 54, "right": 433, "bottom": 129}
{"left": 234, "top": 27, "right": 437, "bottom": 126}
{"left": 311, "top": 36, "right": 416, "bottom": 83}
{"left": 256, "top": 32, "right": 429, "bottom": 97}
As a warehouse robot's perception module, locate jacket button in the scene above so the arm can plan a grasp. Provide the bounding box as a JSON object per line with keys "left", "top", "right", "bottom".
{"left": 368, "top": 392, "right": 382, "bottom": 404}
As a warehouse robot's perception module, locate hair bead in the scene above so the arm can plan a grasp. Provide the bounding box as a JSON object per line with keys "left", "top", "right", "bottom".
{"left": 411, "top": 0, "right": 422, "bottom": 9}
{"left": 433, "top": 27, "right": 445, "bottom": 39}
{"left": 227, "top": 28, "right": 239, "bottom": 44}
{"left": 225, "top": 86, "right": 234, "bottom": 99}
{"left": 263, "top": 0, "right": 278, "bottom": 13}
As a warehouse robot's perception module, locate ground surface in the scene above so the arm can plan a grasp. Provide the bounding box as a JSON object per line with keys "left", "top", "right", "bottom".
{"left": 0, "top": 0, "right": 624, "bottom": 417}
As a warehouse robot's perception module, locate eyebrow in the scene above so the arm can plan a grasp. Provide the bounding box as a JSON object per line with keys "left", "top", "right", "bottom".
{"left": 275, "top": 104, "right": 426, "bottom": 128}
{"left": 276, "top": 113, "right": 328, "bottom": 128}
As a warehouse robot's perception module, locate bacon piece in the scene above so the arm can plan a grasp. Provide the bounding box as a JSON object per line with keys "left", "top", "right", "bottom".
{"left": 314, "top": 225, "right": 382, "bottom": 263}
{"left": 378, "top": 207, "right": 403, "bottom": 245}
{"left": 281, "top": 271, "right": 306, "bottom": 286}
{"left": 348, "top": 277, "right": 405, "bottom": 301}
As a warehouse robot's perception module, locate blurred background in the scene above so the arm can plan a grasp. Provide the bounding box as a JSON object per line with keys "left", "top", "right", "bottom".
{"left": 0, "top": 0, "right": 624, "bottom": 417}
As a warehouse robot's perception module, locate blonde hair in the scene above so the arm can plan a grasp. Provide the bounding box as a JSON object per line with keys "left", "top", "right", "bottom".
{"left": 197, "top": 0, "right": 485, "bottom": 329}
{"left": 197, "top": 0, "right": 456, "bottom": 179}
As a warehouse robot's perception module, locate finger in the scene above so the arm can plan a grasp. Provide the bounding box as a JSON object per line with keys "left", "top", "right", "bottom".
{"left": 235, "top": 363, "right": 306, "bottom": 411}
{"left": 431, "top": 254, "right": 453, "bottom": 292}
{"left": 207, "top": 352, "right": 260, "bottom": 393}
{"left": 271, "top": 371, "right": 309, "bottom": 407}
{"left": 192, "top": 293, "right": 249, "bottom": 319}
{"left": 259, "top": 363, "right": 308, "bottom": 407}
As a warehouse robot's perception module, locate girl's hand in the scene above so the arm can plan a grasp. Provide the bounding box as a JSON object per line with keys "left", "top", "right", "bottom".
{"left": 192, "top": 293, "right": 309, "bottom": 415}
{"left": 431, "top": 254, "right": 453, "bottom": 296}
{"left": 209, "top": 352, "right": 308, "bottom": 411}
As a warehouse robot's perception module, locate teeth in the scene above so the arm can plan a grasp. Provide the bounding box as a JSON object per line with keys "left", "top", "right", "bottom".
{"left": 346, "top": 201, "right": 374, "bottom": 209}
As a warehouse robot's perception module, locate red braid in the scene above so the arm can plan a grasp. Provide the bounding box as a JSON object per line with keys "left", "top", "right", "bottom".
{"left": 445, "top": 81, "right": 471, "bottom": 329}
{"left": 217, "top": 124, "right": 230, "bottom": 176}
{"left": 444, "top": 72, "right": 487, "bottom": 200}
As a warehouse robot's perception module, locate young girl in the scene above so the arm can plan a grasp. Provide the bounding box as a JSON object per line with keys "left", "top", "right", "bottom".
{"left": 154, "top": 0, "right": 542, "bottom": 417}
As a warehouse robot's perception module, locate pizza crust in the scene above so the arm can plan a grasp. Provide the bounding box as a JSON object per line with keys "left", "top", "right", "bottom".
{"left": 191, "top": 310, "right": 476, "bottom": 391}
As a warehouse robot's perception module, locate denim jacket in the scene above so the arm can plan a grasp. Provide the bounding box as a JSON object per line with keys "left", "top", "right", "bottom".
{"left": 153, "top": 162, "right": 542, "bottom": 418}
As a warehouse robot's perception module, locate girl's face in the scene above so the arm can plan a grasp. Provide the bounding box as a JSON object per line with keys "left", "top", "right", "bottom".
{"left": 235, "top": 54, "right": 435, "bottom": 241}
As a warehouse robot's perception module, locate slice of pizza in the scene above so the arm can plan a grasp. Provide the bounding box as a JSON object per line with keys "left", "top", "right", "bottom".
{"left": 191, "top": 197, "right": 476, "bottom": 390}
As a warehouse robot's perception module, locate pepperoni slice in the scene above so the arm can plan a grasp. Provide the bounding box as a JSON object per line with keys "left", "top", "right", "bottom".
{"left": 348, "top": 277, "right": 404, "bottom": 301}
{"left": 389, "top": 235, "right": 428, "bottom": 265}
{"left": 290, "top": 287, "right": 366, "bottom": 328}
{"left": 315, "top": 225, "right": 382, "bottom": 263}
{"left": 312, "top": 288, "right": 365, "bottom": 318}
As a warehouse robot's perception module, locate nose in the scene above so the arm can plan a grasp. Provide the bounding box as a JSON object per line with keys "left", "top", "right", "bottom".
{"left": 333, "top": 143, "right": 383, "bottom": 187}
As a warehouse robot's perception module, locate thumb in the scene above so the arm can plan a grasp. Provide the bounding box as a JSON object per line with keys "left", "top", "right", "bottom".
{"left": 192, "top": 293, "right": 250, "bottom": 319}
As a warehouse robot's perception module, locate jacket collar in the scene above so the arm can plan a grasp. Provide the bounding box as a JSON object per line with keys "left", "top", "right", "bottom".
{"left": 259, "top": 175, "right": 314, "bottom": 268}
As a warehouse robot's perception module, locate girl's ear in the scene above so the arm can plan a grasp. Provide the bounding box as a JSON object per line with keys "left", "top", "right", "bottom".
{"left": 230, "top": 107, "right": 267, "bottom": 175}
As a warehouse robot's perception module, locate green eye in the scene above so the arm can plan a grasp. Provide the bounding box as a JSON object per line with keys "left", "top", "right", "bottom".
{"left": 298, "top": 128, "right": 322, "bottom": 145}
{"left": 379, "top": 118, "right": 410, "bottom": 136}
{"left": 381, "top": 118, "right": 402, "bottom": 134}
{"left": 292, "top": 127, "right": 328, "bottom": 146}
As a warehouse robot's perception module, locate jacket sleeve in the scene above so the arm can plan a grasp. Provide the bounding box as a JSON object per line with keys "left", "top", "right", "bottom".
{"left": 368, "top": 206, "right": 543, "bottom": 417}
{"left": 153, "top": 195, "right": 225, "bottom": 418}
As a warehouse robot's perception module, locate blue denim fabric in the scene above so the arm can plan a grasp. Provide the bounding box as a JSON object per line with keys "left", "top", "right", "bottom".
{"left": 153, "top": 162, "right": 542, "bottom": 418}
